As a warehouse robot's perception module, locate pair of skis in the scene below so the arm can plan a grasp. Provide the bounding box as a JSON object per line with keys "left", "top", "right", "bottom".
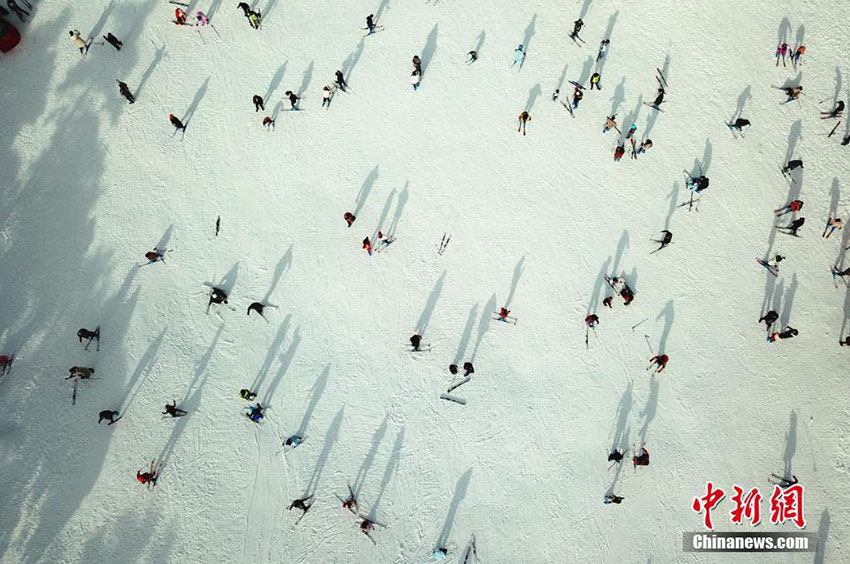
{"left": 832, "top": 266, "right": 849, "bottom": 288}
{"left": 757, "top": 259, "right": 779, "bottom": 277}
{"left": 437, "top": 232, "right": 451, "bottom": 255}
{"left": 585, "top": 324, "right": 597, "bottom": 348}
{"left": 362, "top": 25, "right": 384, "bottom": 37}
{"left": 491, "top": 312, "right": 517, "bottom": 325}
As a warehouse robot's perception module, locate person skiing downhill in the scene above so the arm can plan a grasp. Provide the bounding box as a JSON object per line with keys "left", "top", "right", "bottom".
{"left": 262, "top": 116, "right": 275, "bottom": 130}
{"left": 597, "top": 38, "right": 610, "bottom": 60}
{"left": 781, "top": 159, "right": 804, "bottom": 174}
{"left": 247, "top": 301, "right": 277, "bottom": 321}
{"left": 365, "top": 13, "right": 376, "bottom": 34}
{"left": 776, "top": 217, "right": 805, "bottom": 236}
{"left": 686, "top": 174, "right": 709, "bottom": 193}
{"left": 603, "top": 115, "right": 620, "bottom": 134}
{"left": 169, "top": 114, "right": 186, "bottom": 132}
{"left": 322, "top": 86, "right": 334, "bottom": 108}
{"left": 633, "top": 447, "right": 650, "bottom": 467}
{"left": 768, "top": 326, "right": 798, "bottom": 342}
{"left": 362, "top": 236, "right": 372, "bottom": 255}
{"left": 103, "top": 33, "right": 123, "bottom": 51}
{"left": 67, "top": 366, "right": 94, "bottom": 380}
{"left": 77, "top": 327, "right": 100, "bottom": 351}
{"left": 142, "top": 247, "right": 167, "bottom": 265}
{"left": 466, "top": 50, "right": 478, "bottom": 64}
{"left": 334, "top": 70, "right": 348, "bottom": 92}
{"left": 98, "top": 410, "right": 120, "bottom": 425}
{"left": 604, "top": 494, "right": 625, "bottom": 504}
{"left": 780, "top": 86, "right": 803, "bottom": 103}
{"left": 239, "top": 388, "right": 257, "bottom": 400}
{"left": 649, "top": 87, "right": 665, "bottom": 109}
{"left": 137, "top": 462, "right": 160, "bottom": 486}
{"left": 512, "top": 44, "right": 526, "bottom": 68}
{"left": 288, "top": 496, "right": 313, "bottom": 514}
{"left": 590, "top": 73, "right": 601, "bottom": 90}
{"left": 608, "top": 449, "right": 624, "bottom": 463}
{"left": 247, "top": 403, "right": 265, "bottom": 422}
{"left": 69, "top": 30, "right": 92, "bottom": 54}
{"left": 497, "top": 307, "right": 511, "bottom": 322}
{"left": 728, "top": 118, "right": 751, "bottom": 131}
{"left": 585, "top": 314, "right": 599, "bottom": 328}
{"left": 790, "top": 45, "right": 805, "bottom": 66}
{"left": 175, "top": 8, "right": 188, "bottom": 25}
{"left": 517, "top": 111, "right": 531, "bottom": 135}
{"left": 247, "top": 9, "right": 261, "bottom": 29}
{"left": 648, "top": 354, "right": 668, "bottom": 373}
{"left": 285, "top": 91, "right": 300, "bottom": 110}
{"left": 775, "top": 42, "right": 789, "bottom": 66}
{"left": 116, "top": 80, "right": 135, "bottom": 104}
{"left": 572, "top": 87, "right": 584, "bottom": 108}
{"left": 410, "top": 69, "right": 421, "bottom": 91}
{"left": 163, "top": 401, "right": 188, "bottom": 418}
{"left": 284, "top": 435, "right": 304, "bottom": 447}
{"left": 824, "top": 217, "right": 843, "bottom": 238}
{"left": 775, "top": 200, "right": 802, "bottom": 216}
{"left": 570, "top": 19, "right": 584, "bottom": 43}
{"left": 344, "top": 212, "right": 356, "bottom": 227}
{"left": 463, "top": 362, "right": 475, "bottom": 376}
{"left": 613, "top": 144, "right": 625, "bottom": 161}
{"left": 651, "top": 230, "right": 673, "bottom": 252}
{"left": 409, "top": 334, "right": 423, "bottom": 351}
{"left": 253, "top": 95, "right": 265, "bottom": 112}
{"left": 759, "top": 310, "right": 779, "bottom": 330}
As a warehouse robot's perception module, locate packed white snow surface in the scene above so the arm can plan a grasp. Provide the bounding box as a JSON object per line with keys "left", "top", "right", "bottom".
{"left": 1, "top": 0, "right": 849, "bottom": 561}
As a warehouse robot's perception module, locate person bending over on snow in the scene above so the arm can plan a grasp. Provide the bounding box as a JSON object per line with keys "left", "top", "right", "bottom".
{"left": 252, "top": 95, "right": 265, "bottom": 112}
{"left": 163, "top": 400, "right": 188, "bottom": 417}
{"left": 759, "top": 310, "right": 779, "bottom": 330}
{"left": 649, "top": 354, "right": 668, "bottom": 373}
{"left": 409, "top": 334, "right": 423, "bottom": 351}
{"left": 604, "top": 494, "right": 625, "bottom": 504}
{"left": 288, "top": 496, "right": 313, "bottom": 513}
{"left": 776, "top": 217, "right": 805, "bottom": 236}
{"left": 608, "top": 449, "right": 624, "bottom": 463}
{"left": 840, "top": 336, "right": 850, "bottom": 347}
{"left": 239, "top": 388, "right": 257, "bottom": 400}
{"left": 67, "top": 366, "right": 94, "bottom": 380}
{"left": 247, "top": 403, "right": 264, "bottom": 422}
{"left": 98, "top": 410, "right": 120, "bottom": 424}
{"left": 633, "top": 447, "right": 650, "bottom": 467}
{"left": 463, "top": 362, "right": 474, "bottom": 376}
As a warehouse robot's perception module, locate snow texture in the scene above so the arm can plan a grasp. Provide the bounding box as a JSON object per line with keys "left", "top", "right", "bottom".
{"left": 0, "top": 0, "right": 848, "bottom": 562}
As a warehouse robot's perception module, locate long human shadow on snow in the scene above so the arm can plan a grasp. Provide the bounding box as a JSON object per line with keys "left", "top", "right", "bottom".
{"left": 454, "top": 304, "right": 479, "bottom": 364}
{"left": 587, "top": 258, "right": 611, "bottom": 315}
{"left": 119, "top": 327, "right": 167, "bottom": 416}
{"left": 135, "top": 45, "right": 166, "bottom": 100}
{"left": 637, "top": 378, "right": 659, "bottom": 448}
{"left": 155, "top": 224, "right": 174, "bottom": 251}
{"left": 208, "top": 0, "right": 222, "bottom": 20}
{"left": 577, "top": 55, "right": 594, "bottom": 86}
{"left": 555, "top": 63, "right": 569, "bottom": 92}
{"left": 610, "top": 77, "right": 626, "bottom": 116}
{"left": 88, "top": 0, "right": 116, "bottom": 40}
{"left": 296, "top": 366, "right": 329, "bottom": 437}
{"left": 182, "top": 76, "right": 210, "bottom": 127}
{"left": 619, "top": 95, "right": 643, "bottom": 144}
{"left": 159, "top": 325, "right": 223, "bottom": 470}
{"left": 610, "top": 230, "right": 629, "bottom": 276}
{"left": 814, "top": 509, "right": 830, "bottom": 564}
{"left": 781, "top": 410, "right": 797, "bottom": 480}
{"left": 594, "top": 10, "right": 618, "bottom": 75}
{"left": 779, "top": 274, "right": 798, "bottom": 329}
{"left": 303, "top": 407, "right": 344, "bottom": 497}
{"left": 415, "top": 271, "right": 446, "bottom": 336}
{"left": 578, "top": 0, "right": 593, "bottom": 20}
{"left": 352, "top": 415, "right": 388, "bottom": 497}
{"left": 471, "top": 294, "right": 498, "bottom": 361}
{"left": 354, "top": 165, "right": 379, "bottom": 217}
{"left": 262, "top": 245, "right": 292, "bottom": 303}
{"left": 832, "top": 67, "right": 843, "bottom": 105}
{"left": 251, "top": 315, "right": 292, "bottom": 391}
{"left": 690, "top": 137, "right": 713, "bottom": 177}
{"left": 784, "top": 120, "right": 803, "bottom": 185}
{"left": 216, "top": 261, "right": 239, "bottom": 296}
{"left": 731, "top": 85, "right": 752, "bottom": 122}
{"left": 297, "top": 61, "right": 314, "bottom": 97}
{"left": 421, "top": 24, "right": 439, "bottom": 74}
{"left": 341, "top": 39, "right": 365, "bottom": 83}
{"left": 371, "top": 188, "right": 396, "bottom": 243}
{"left": 375, "top": 0, "right": 390, "bottom": 22}
{"left": 656, "top": 300, "right": 674, "bottom": 354}
{"left": 777, "top": 17, "right": 791, "bottom": 46}
{"left": 386, "top": 182, "right": 409, "bottom": 237}
{"left": 437, "top": 469, "right": 472, "bottom": 549}
{"left": 664, "top": 183, "right": 679, "bottom": 231}
{"left": 504, "top": 256, "right": 525, "bottom": 309}
{"left": 610, "top": 381, "right": 632, "bottom": 453}
{"left": 472, "top": 29, "right": 486, "bottom": 56}
{"left": 263, "top": 63, "right": 287, "bottom": 104}
{"left": 265, "top": 327, "right": 300, "bottom": 404}
{"left": 525, "top": 83, "right": 542, "bottom": 112}
{"left": 368, "top": 428, "right": 405, "bottom": 520}
{"left": 521, "top": 13, "right": 537, "bottom": 51}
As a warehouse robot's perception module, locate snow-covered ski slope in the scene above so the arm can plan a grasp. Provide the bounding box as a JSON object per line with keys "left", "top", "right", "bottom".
{"left": 1, "top": 0, "right": 848, "bottom": 562}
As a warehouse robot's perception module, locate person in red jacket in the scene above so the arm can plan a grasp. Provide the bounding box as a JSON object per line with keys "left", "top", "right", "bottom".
{"left": 362, "top": 237, "right": 372, "bottom": 255}
{"left": 344, "top": 212, "right": 356, "bottom": 227}
{"left": 633, "top": 447, "right": 650, "bottom": 467}
{"left": 648, "top": 354, "right": 668, "bottom": 373}
{"left": 175, "top": 8, "right": 188, "bottom": 25}
{"left": 585, "top": 314, "right": 599, "bottom": 327}
{"left": 774, "top": 200, "right": 802, "bottom": 216}
{"left": 614, "top": 144, "right": 625, "bottom": 161}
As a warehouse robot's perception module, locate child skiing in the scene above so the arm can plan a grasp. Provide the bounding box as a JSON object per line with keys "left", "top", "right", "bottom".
{"left": 597, "top": 39, "right": 610, "bottom": 61}
{"left": 775, "top": 42, "right": 789, "bottom": 66}
{"left": 790, "top": 45, "right": 805, "bottom": 67}
{"left": 517, "top": 111, "right": 531, "bottom": 135}
{"left": 636, "top": 139, "right": 653, "bottom": 155}
{"left": 207, "top": 287, "right": 229, "bottom": 309}
{"left": 604, "top": 494, "right": 625, "bottom": 504}
{"left": 410, "top": 69, "right": 421, "bottom": 91}
{"left": 608, "top": 449, "right": 624, "bottom": 463}
{"left": 175, "top": 8, "right": 188, "bottom": 25}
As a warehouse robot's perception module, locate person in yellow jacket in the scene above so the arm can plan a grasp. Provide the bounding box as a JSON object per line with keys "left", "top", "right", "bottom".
{"left": 517, "top": 111, "right": 531, "bottom": 135}
{"left": 69, "top": 30, "right": 91, "bottom": 54}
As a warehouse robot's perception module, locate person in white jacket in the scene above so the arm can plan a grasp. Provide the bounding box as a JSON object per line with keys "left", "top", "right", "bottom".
{"left": 69, "top": 30, "right": 91, "bottom": 54}
{"left": 410, "top": 69, "right": 421, "bottom": 91}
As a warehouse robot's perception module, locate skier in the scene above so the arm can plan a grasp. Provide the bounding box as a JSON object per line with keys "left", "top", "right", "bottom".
{"left": 77, "top": 327, "right": 100, "bottom": 350}
{"left": 843, "top": 134, "right": 850, "bottom": 147}
{"left": 602, "top": 296, "right": 613, "bottom": 309}
{"left": 604, "top": 494, "right": 625, "bottom": 504}
{"left": 497, "top": 307, "right": 511, "bottom": 322}
{"left": 410, "top": 69, "right": 421, "bottom": 91}
{"left": 840, "top": 336, "right": 850, "bottom": 347}
{"left": 585, "top": 314, "right": 599, "bottom": 328}
{"left": 768, "top": 326, "right": 798, "bottom": 342}
{"left": 633, "top": 447, "right": 650, "bottom": 467}
{"left": 208, "top": 287, "right": 229, "bottom": 308}
{"left": 162, "top": 400, "right": 188, "bottom": 418}
{"left": 412, "top": 55, "right": 422, "bottom": 74}
{"left": 136, "top": 463, "right": 159, "bottom": 486}
{"left": 597, "top": 38, "right": 610, "bottom": 60}
{"left": 463, "top": 362, "right": 474, "bottom": 376}
{"left": 98, "top": 410, "right": 120, "bottom": 425}
{"left": 686, "top": 174, "right": 709, "bottom": 193}
{"left": 0, "top": 354, "right": 12, "bottom": 376}
{"left": 117, "top": 80, "right": 135, "bottom": 104}
{"left": 602, "top": 115, "right": 620, "bottom": 134}
{"left": 246, "top": 403, "right": 265, "bottom": 422}
{"left": 767, "top": 254, "right": 785, "bottom": 269}
{"left": 175, "top": 8, "right": 188, "bottom": 26}
{"left": 196, "top": 10, "right": 210, "bottom": 26}
{"left": 648, "top": 354, "right": 668, "bottom": 373}
{"left": 651, "top": 230, "right": 673, "bottom": 252}
{"left": 288, "top": 496, "right": 313, "bottom": 513}
{"left": 610, "top": 277, "right": 634, "bottom": 305}
{"left": 572, "top": 87, "right": 584, "bottom": 108}
{"left": 613, "top": 144, "right": 625, "bottom": 161}
{"left": 650, "top": 88, "right": 665, "bottom": 109}
{"left": 551, "top": 89, "right": 561, "bottom": 102}
{"left": 823, "top": 217, "right": 843, "bottom": 238}
{"left": 69, "top": 30, "right": 91, "bottom": 55}
{"left": 776, "top": 217, "right": 805, "bottom": 236}
{"left": 635, "top": 139, "right": 653, "bottom": 155}
{"left": 143, "top": 247, "right": 166, "bottom": 264}
{"left": 432, "top": 547, "right": 449, "bottom": 561}
{"left": 512, "top": 44, "right": 526, "bottom": 68}
{"left": 775, "top": 200, "right": 802, "bottom": 216}
{"left": 360, "top": 518, "right": 377, "bottom": 536}
{"left": 285, "top": 91, "right": 300, "bottom": 110}
{"left": 6, "top": 0, "right": 28, "bottom": 22}
{"left": 449, "top": 364, "right": 459, "bottom": 375}
{"left": 759, "top": 310, "right": 779, "bottom": 330}
{"left": 247, "top": 9, "right": 261, "bottom": 29}
{"left": 790, "top": 45, "right": 805, "bottom": 66}
{"left": 169, "top": 114, "right": 186, "bottom": 132}
{"left": 775, "top": 475, "right": 799, "bottom": 488}
{"left": 775, "top": 42, "right": 789, "bottom": 66}
{"left": 236, "top": 2, "right": 251, "bottom": 17}
{"left": 781, "top": 159, "right": 804, "bottom": 174}
{"left": 362, "top": 236, "right": 372, "bottom": 255}
{"left": 608, "top": 449, "right": 624, "bottom": 463}
{"left": 780, "top": 85, "right": 803, "bottom": 103}
{"left": 67, "top": 366, "right": 94, "bottom": 380}
{"left": 409, "top": 334, "right": 423, "bottom": 351}
{"left": 252, "top": 95, "right": 265, "bottom": 112}
{"left": 334, "top": 70, "right": 348, "bottom": 92}
{"left": 239, "top": 388, "right": 257, "bottom": 400}
{"left": 626, "top": 123, "right": 637, "bottom": 139}
{"left": 365, "top": 13, "right": 376, "bottom": 34}
{"left": 822, "top": 100, "right": 844, "bottom": 119}
{"left": 344, "top": 212, "right": 356, "bottom": 227}
{"left": 570, "top": 19, "right": 584, "bottom": 42}
{"left": 284, "top": 435, "right": 304, "bottom": 447}
{"left": 322, "top": 86, "right": 334, "bottom": 108}
{"left": 247, "top": 301, "right": 277, "bottom": 321}
{"left": 728, "top": 118, "right": 751, "bottom": 131}
{"left": 262, "top": 116, "right": 275, "bottom": 130}
{"left": 590, "top": 72, "right": 601, "bottom": 90}
{"left": 466, "top": 50, "right": 478, "bottom": 64}
{"left": 103, "top": 33, "right": 123, "bottom": 51}
{"left": 517, "top": 111, "right": 531, "bottom": 135}
{"left": 342, "top": 491, "right": 358, "bottom": 512}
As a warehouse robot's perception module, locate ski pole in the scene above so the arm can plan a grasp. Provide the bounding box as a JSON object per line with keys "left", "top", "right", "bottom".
{"left": 644, "top": 334, "right": 654, "bottom": 354}
{"left": 631, "top": 318, "right": 648, "bottom": 332}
